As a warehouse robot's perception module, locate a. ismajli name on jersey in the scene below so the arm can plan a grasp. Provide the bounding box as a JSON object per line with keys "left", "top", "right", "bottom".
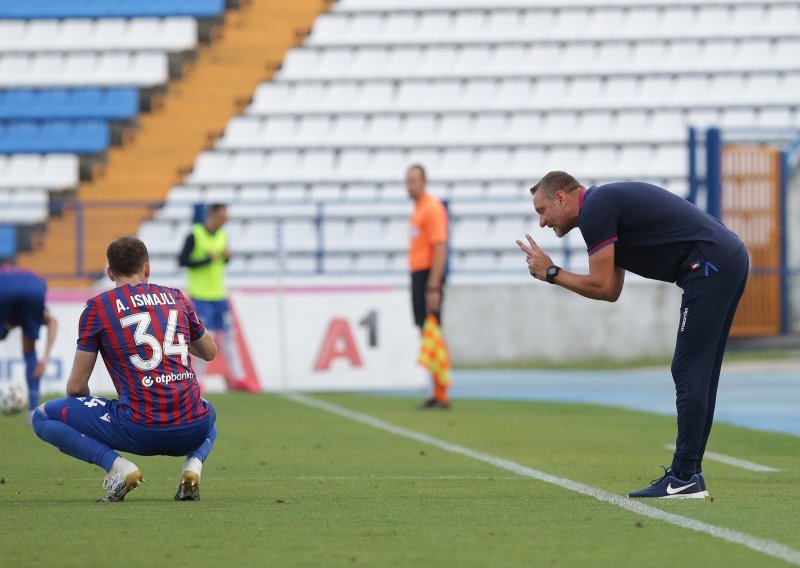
{"left": 115, "top": 292, "right": 177, "bottom": 313}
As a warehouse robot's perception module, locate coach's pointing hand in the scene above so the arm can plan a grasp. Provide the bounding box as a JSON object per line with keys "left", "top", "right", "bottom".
{"left": 515, "top": 234, "right": 553, "bottom": 281}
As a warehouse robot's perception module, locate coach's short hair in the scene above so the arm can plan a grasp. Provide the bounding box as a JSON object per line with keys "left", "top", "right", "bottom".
{"left": 207, "top": 203, "right": 227, "bottom": 215}
{"left": 107, "top": 236, "right": 149, "bottom": 277}
{"left": 529, "top": 171, "right": 582, "bottom": 198}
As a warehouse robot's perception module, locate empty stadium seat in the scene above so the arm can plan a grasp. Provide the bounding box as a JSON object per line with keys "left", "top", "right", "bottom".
{"left": 0, "top": 154, "right": 78, "bottom": 189}
{"left": 0, "top": 189, "right": 48, "bottom": 223}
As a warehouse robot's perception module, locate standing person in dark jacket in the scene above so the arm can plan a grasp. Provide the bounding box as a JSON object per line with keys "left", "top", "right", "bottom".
{"left": 517, "top": 171, "right": 748, "bottom": 499}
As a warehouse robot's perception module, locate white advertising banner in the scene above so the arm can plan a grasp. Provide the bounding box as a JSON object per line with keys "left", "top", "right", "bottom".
{"left": 0, "top": 286, "right": 426, "bottom": 395}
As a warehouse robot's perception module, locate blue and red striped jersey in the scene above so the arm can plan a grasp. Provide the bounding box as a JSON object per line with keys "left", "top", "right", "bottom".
{"left": 77, "top": 282, "right": 208, "bottom": 427}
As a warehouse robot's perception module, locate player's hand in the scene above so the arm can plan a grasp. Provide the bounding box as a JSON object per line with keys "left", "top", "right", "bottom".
{"left": 426, "top": 289, "right": 441, "bottom": 313}
{"left": 515, "top": 233, "right": 553, "bottom": 281}
{"left": 33, "top": 358, "right": 46, "bottom": 379}
{"left": 208, "top": 252, "right": 218, "bottom": 262}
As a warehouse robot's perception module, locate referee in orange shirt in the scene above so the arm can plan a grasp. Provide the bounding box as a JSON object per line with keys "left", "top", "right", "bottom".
{"left": 406, "top": 164, "right": 450, "bottom": 409}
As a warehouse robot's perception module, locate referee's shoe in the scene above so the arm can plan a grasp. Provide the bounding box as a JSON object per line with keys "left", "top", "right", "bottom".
{"left": 628, "top": 467, "right": 707, "bottom": 499}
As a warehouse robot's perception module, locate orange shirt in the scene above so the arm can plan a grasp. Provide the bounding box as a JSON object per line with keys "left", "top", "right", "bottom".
{"left": 409, "top": 193, "right": 448, "bottom": 272}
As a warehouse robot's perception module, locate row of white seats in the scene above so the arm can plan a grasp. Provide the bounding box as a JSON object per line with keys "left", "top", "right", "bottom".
{"left": 220, "top": 112, "right": 687, "bottom": 148}
{"left": 313, "top": 5, "right": 800, "bottom": 45}
{"left": 165, "top": 176, "right": 690, "bottom": 203}
{"left": 335, "top": 0, "right": 800, "bottom": 10}
{"left": 0, "top": 191, "right": 48, "bottom": 223}
{"left": 250, "top": 74, "right": 800, "bottom": 113}
{"left": 0, "top": 187, "right": 49, "bottom": 199}
{"left": 139, "top": 217, "right": 577, "bottom": 257}
{"left": 0, "top": 53, "right": 168, "bottom": 87}
{"left": 0, "top": 18, "right": 197, "bottom": 53}
{"left": 188, "top": 145, "right": 687, "bottom": 184}
{"left": 278, "top": 40, "right": 800, "bottom": 80}
{"left": 221, "top": 108, "right": 800, "bottom": 149}
{"left": 146, "top": 246, "right": 587, "bottom": 276}
{"left": 0, "top": 154, "right": 78, "bottom": 189}
{"left": 156, "top": 200, "right": 550, "bottom": 222}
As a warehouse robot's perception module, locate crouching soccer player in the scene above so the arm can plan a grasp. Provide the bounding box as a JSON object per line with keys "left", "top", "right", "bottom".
{"left": 33, "top": 237, "right": 219, "bottom": 502}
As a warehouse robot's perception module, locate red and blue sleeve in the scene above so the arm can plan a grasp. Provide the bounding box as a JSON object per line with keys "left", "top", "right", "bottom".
{"left": 176, "top": 289, "right": 205, "bottom": 341}
{"left": 76, "top": 300, "right": 101, "bottom": 352}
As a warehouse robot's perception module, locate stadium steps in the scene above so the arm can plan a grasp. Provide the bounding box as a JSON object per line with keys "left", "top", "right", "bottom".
{"left": 17, "top": 0, "right": 332, "bottom": 286}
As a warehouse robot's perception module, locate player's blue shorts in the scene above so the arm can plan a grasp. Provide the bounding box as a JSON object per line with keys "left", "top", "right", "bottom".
{"left": 191, "top": 298, "right": 230, "bottom": 332}
{"left": 40, "top": 396, "right": 216, "bottom": 457}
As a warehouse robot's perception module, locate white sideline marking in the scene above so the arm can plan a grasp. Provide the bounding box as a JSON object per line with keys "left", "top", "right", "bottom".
{"left": 663, "top": 444, "right": 781, "bottom": 472}
{"left": 287, "top": 393, "right": 800, "bottom": 567}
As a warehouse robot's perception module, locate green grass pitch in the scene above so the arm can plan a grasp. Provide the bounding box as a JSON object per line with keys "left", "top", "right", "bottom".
{"left": 1, "top": 393, "right": 798, "bottom": 567}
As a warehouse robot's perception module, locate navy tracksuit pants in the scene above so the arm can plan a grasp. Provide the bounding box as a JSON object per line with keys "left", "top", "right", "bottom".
{"left": 670, "top": 245, "right": 749, "bottom": 475}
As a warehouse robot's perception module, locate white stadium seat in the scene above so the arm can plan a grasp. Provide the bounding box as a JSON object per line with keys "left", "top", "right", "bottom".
{"left": 0, "top": 154, "right": 79, "bottom": 189}
{"left": 0, "top": 189, "right": 48, "bottom": 223}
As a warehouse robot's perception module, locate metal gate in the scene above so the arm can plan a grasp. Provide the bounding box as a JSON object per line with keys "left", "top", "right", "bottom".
{"left": 721, "top": 145, "right": 783, "bottom": 336}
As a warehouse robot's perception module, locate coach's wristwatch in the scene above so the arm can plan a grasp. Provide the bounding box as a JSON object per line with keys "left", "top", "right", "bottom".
{"left": 545, "top": 265, "right": 561, "bottom": 284}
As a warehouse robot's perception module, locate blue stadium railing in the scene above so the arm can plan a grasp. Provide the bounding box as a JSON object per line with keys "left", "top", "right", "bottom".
{"left": 0, "top": 120, "right": 110, "bottom": 154}
{"left": 1, "top": 199, "right": 576, "bottom": 280}
{"left": 0, "top": 89, "right": 139, "bottom": 121}
{"left": 0, "top": 0, "right": 225, "bottom": 19}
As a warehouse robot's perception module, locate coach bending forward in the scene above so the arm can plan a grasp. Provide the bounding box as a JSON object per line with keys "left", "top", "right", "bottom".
{"left": 517, "top": 171, "right": 748, "bottom": 499}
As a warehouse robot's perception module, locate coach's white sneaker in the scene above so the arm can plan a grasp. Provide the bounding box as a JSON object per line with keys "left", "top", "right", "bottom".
{"left": 174, "top": 457, "right": 202, "bottom": 501}
{"left": 98, "top": 457, "right": 144, "bottom": 503}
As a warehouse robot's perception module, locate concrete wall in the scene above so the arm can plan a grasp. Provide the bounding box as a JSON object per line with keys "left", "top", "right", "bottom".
{"left": 443, "top": 279, "right": 681, "bottom": 363}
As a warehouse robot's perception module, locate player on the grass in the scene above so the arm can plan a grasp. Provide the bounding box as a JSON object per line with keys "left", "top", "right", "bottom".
{"left": 32, "top": 236, "right": 218, "bottom": 502}
{"left": 517, "top": 171, "right": 748, "bottom": 499}
{"left": 0, "top": 266, "right": 58, "bottom": 420}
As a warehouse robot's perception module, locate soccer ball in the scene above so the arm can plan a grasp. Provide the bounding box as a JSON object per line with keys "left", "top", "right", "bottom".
{"left": 0, "top": 382, "right": 28, "bottom": 415}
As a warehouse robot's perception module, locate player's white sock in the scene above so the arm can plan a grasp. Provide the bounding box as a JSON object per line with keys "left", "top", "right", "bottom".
{"left": 182, "top": 456, "right": 203, "bottom": 478}
{"left": 108, "top": 456, "right": 138, "bottom": 476}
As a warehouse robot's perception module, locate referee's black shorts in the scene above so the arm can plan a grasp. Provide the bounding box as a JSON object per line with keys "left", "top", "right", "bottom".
{"left": 411, "top": 269, "right": 443, "bottom": 329}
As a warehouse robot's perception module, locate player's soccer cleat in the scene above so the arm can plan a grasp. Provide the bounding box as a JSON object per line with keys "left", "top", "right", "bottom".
{"left": 417, "top": 398, "right": 451, "bottom": 410}
{"left": 174, "top": 470, "right": 201, "bottom": 501}
{"left": 98, "top": 457, "right": 144, "bottom": 503}
{"left": 628, "top": 466, "right": 707, "bottom": 499}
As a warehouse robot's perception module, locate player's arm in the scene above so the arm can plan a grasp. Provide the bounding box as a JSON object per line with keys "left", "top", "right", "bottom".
{"left": 551, "top": 245, "right": 625, "bottom": 302}
{"left": 426, "top": 242, "right": 447, "bottom": 312}
{"left": 178, "top": 234, "right": 213, "bottom": 268}
{"left": 30, "top": 308, "right": 58, "bottom": 378}
{"left": 66, "top": 349, "right": 98, "bottom": 397}
{"left": 425, "top": 203, "right": 448, "bottom": 313}
{"left": 189, "top": 329, "right": 217, "bottom": 361}
{"left": 516, "top": 234, "right": 624, "bottom": 302}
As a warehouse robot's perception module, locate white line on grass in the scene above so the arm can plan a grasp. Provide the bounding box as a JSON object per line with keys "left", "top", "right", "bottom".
{"left": 8, "top": 475, "right": 525, "bottom": 482}
{"left": 663, "top": 444, "right": 781, "bottom": 472}
{"left": 287, "top": 393, "right": 800, "bottom": 567}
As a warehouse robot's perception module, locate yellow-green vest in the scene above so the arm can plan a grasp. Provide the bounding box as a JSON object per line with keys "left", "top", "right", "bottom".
{"left": 187, "top": 223, "right": 228, "bottom": 301}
